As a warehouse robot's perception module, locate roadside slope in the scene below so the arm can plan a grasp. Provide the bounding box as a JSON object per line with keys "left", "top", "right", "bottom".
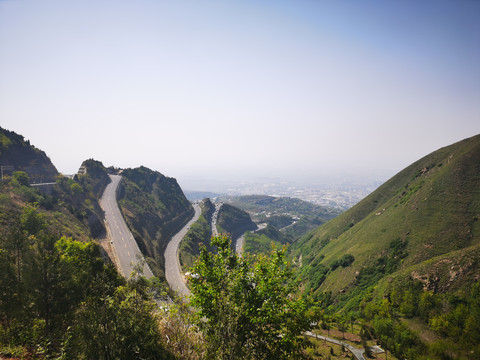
{"left": 165, "top": 203, "right": 201, "bottom": 298}
{"left": 100, "top": 174, "right": 153, "bottom": 278}
{"left": 116, "top": 166, "right": 193, "bottom": 278}
{"left": 293, "top": 134, "right": 480, "bottom": 298}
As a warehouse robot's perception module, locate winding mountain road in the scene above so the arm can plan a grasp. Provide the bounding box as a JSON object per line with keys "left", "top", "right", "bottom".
{"left": 164, "top": 203, "right": 201, "bottom": 298}
{"left": 100, "top": 174, "right": 153, "bottom": 278}
{"left": 305, "top": 332, "right": 367, "bottom": 360}
{"left": 211, "top": 202, "right": 222, "bottom": 236}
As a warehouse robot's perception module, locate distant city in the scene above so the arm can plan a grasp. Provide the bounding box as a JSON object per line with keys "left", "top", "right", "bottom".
{"left": 181, "top": 173, "right": 387, "bottom": 210}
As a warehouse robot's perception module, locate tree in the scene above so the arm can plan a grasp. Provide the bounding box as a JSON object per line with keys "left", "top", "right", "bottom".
{"left": 62, "top": 276, "right": 173, "bottom": 360}
{"left": 20, "top": 202, "right": 45, "bottom": 236}
{"left": 70, "top": 182, "right": 83, "bottom": 196}
{"left": 12, "top": 171, "right": 30, "bottom": 187}
{"left": 338, "top": 312, "right": 348, "bottom": 339}
{"left": 189, "top": 235, "right": 319, "bottom": 360}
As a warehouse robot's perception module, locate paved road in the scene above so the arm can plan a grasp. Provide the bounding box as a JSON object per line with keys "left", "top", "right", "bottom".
{"left": 211, "top": 202, "right": 248, "bottom": 256}
{"left": 305, "top": 331, "right": 366, "bottom": 360}
{"left": 235, "top": 234, "right": 245, "bottom": 256}
{"left": 211, "top": 202, "right": 259, "bottom": 256}
{"left": 100, "top": 174, "right": 153, "bottom": 279}
{"left": 235, "top": 223, "right": 265, "bottom": 256}
{"left": 211, "top": 202, "right": 222, "bottom": 236}
{"left": 164, "top": 203, "right": 201, "bottom": 298}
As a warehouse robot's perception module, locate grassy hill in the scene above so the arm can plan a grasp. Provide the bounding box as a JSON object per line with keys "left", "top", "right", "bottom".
{"left": 291, "top": 134, "right": 480, "bottom": 359}
{"left": 117, "top": 166, "right": 193, "bottom": 278}
{"left": 293, "top": 134, "right": 480, "bottom": 295}
{"left": 179, "top": 198, "right": 215, "bottom": 271}
{"left": 223, "top": 195, "right": 341, "bottom": 240}
{"left": 0, "top": 129, "right": 110, "bottom": 243}
{"left": 244, "top": 224, "right": 291, "bottom": 254}
{"left": 0, "top": 138, "right": 173, "bottom": 359}
{"left": 216, "top": 203, "right": 257, "bottom": 240}
{"left": 0, "top": 127, "right": 58, "bottom": 182}
{"left": 225, "top": 195, "right": 338, "bottom": 218}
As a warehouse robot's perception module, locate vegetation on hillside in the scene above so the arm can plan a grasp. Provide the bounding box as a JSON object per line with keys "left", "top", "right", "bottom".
{"left": 244, "top": 224, "right": 290, "bottom": 254}
{"left": 189, "top": 235, "right": 319, "bottom": 360}
{"left": 117, "top": 166, "right": 193, "bottom": 278}
{"left": 75, "top": 159, "right": 111, "bottom": 198}
{"left": 216, "top": 203, "right": 257, "bottom": 240}
{"left": 224, "top": 195, "right": 337, "bottom": 218}
{"left": 0, "top": 205, "right": 175, "bottom": 359}
{"left": 224, "top": 195, "right": 341, "bottom": 250}
{"left": 0, "top": 207, "right": 324, "bottom": 360}
{"left": 0, "top": 127, "right": 58, "bottom": 182}
{"left": 291, "top": 134, "right": 480, "bottom": 359}
{"left": 179, "top": 198, "right": 214, "bottom": 270}
{"left": 0, "top": 160, "right": 110, "bottom": 242}
{"left": 2, "top": 126, "right": 479, "bottom": 358}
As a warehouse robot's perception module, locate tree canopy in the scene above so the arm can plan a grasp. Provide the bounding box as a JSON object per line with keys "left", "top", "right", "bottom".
{"left": 189, "top": 235, "right": 319, "bottom": 360}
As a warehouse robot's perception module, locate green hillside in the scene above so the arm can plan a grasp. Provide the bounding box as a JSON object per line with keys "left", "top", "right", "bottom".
{"left": 244, "top": 224, "right": 290, "bottom": 255}
{"left": 225, "top": 195, "right": 338, "bottom": 218}
{"left": 292, "top": 134, "right": 480, "bottom": 359}
{"left": 293, "top": 135, "right": 480, "bottom": 295}
{"left": 0, "top": 156, "right": 173, "bottom": 359}
{"left": 117, "top": 166, "right": 193, "bottom": 278}
{"left": 223, "top": 195, "right": 340, "bottom": 240}
{"left": 216, "top": 203, "right": 257, "bottom": 239}
{"left": 0, "top": 130, "right": 109, "bottom": 242}
{"left": 0, "top": 127, "right": 58, "bottom": 182}
{"left": 179, "top": 198, "right": 215, "bottom": 270}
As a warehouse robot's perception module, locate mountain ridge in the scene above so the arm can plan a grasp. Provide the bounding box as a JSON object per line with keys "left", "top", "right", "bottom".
{"left": 116, "top": 166, "right": 194, "bottom": 278}
{"left": 290, "top": 134, "right": 480, "bottom": 359}
{"left": 0, "top": 127, "right": 58, "bottom": 182}
{"left": 293, "top": 134, "right": 480, "bottom": 296}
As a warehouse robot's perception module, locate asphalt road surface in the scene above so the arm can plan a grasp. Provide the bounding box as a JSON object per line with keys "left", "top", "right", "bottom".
{"left": 100, "top": 174, "right": 153, "bottom": 279}
{"left": 211, "top": 202, "right": 222, "bottom": 236}
{"left": 164, "top": 203, "right": 201, "bottom": 298}
{"left": 305, "top": 332, "right": 367, "bottom": 360}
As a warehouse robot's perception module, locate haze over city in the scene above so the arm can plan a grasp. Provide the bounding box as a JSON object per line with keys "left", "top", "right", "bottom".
{"left": 1, "top": 0, "right": 479, "bottom": 191}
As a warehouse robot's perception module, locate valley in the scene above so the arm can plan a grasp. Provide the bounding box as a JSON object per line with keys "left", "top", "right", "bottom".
{"left": 1, "top": 126, "right": 479, "bottom": 360}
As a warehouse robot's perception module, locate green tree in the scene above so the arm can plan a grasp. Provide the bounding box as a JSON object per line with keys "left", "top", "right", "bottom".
{"left": 338, "top": 313, "right": 347, "bottom": 339}
{"left": 0, "top": 206, "right": 123, "bottom": 357}
{"left": 12, "top": 171, "right": 29, "bottom": 187}
{"left": 62, "top": 277, "right": 172, "bottom": 360}
{"left": 20, "top": 202, "right": 45, "bottom": 236}
{"left": 418, "top": 290, "right": 437, "bottom": 321}
{"left": 189, "top": 235, "right": 319, "bottom": 360}
{"left": 463, "top": 283, "right": 480, "bottom": 347}
{"left": 70, "top": 182, "right": 83, "bottom": 196}
{"left": 400, "top": 289, "right": 418, "bottom": 317}
{"left": 26, "top": 232, "right": 71, "bottom": 344}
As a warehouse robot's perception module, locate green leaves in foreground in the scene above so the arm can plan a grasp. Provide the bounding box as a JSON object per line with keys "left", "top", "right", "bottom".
{"left": 189, "top": 235, "right": 319, "bottom": 360}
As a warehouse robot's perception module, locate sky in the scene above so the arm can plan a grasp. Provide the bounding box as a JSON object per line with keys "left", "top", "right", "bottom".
{"left": 1, "top": 0, "right": 479, "bottom": 188}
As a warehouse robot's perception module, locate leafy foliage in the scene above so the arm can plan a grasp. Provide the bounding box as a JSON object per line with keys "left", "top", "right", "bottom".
{"left": 0, "top": 205, "right": 173, "bottom": 359}
{"left": 63, "top": 283, "right": 172, "bottom": 360}
{"left": 357, "top": 274, "right": 480, "bottom": 359}
{"left": 189, "top": 235, "right": 319, "bottom": 360}
{"left": 329, "top": 254, "right": 355, "bottom": 271}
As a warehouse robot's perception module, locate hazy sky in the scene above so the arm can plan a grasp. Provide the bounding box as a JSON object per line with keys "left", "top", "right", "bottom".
{"left": 1, "top": 0, "right": 479, "bottom": 185}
